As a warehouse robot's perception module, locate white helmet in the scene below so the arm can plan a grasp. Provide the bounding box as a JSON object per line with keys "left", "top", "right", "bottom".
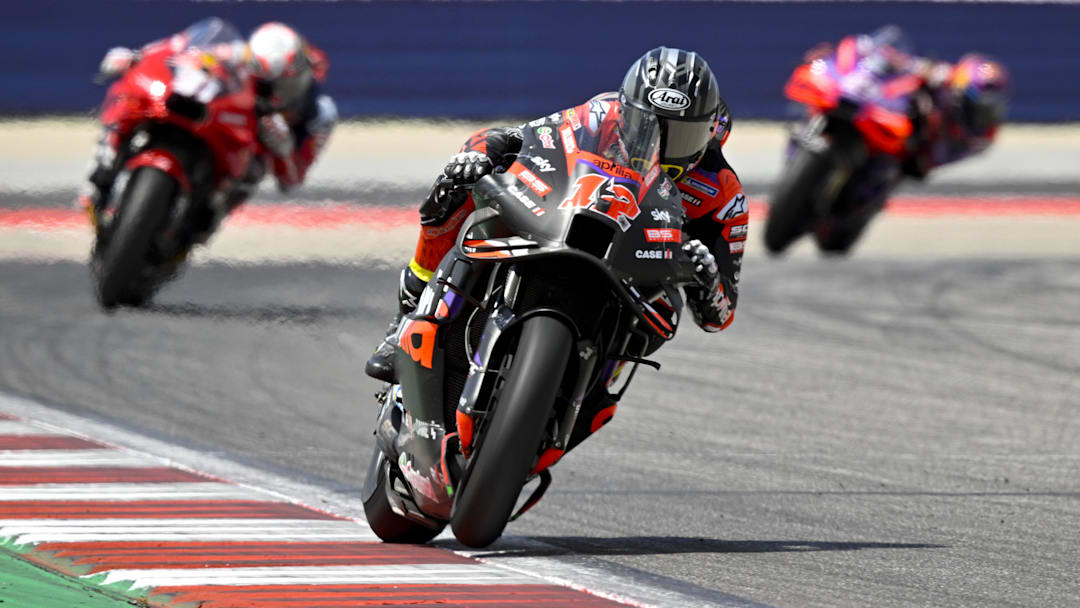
{"left": 249, "top": 22, "right": 313, "bottom": 110}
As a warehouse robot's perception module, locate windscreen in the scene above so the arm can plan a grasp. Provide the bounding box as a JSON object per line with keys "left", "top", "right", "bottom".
{"left": 593, "top": 102, "right": 662, "bottom": 176}
{"left": 173, "top": 18, "right": 249, "bottom": 94}
{"left": 861, "top": 25, "right": 914, "bottom": 77}
{"left": 181, "top": 18, "right": 244, "bottom": 51}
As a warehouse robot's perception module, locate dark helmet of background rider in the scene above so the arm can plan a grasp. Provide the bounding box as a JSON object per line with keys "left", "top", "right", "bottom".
{"left": 619, "top": 47, "right": 726, "bottom": 179}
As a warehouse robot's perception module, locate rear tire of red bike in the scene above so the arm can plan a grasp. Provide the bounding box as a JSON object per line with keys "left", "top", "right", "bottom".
{"left": 92, "top": 168, "right": 175, "bottom": 309}
{"left": 450, "top": 315, "right": 573, "bottom": 548}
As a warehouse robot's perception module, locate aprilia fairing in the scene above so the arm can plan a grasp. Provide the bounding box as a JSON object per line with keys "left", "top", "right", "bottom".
{"left": 370, "top": 111, "right": 699, "bottom": 525}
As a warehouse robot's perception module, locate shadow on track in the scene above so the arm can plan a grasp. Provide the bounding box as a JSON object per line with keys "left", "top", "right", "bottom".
{"left": 142, "top": 302, "right": 369, "bottom": 325}
{"left": 443, "top": 536, "right": 945, "bottom": 559}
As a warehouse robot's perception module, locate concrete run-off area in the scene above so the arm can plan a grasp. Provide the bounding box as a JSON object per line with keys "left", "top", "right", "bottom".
{"left": 1, "top": 119, "right": 1079, "bottom": 197}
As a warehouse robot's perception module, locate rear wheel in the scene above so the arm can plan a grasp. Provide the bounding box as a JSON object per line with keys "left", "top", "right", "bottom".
{"left": 812, "top": 162, "right": 894, "bottom": 255}
{"left": 92, "top": 168, "right": 175, "bottom": 308}
{"left": 813, "top": 205, "right": 880, "bottom": 255}
{"left": 362, "top": 449, "right": 446, "bottom": 543}
{"left": 450, "top": 315, "right": 573, "bottom": 548}
{"left": 764, "top": 148, "right": 832, "bottom": 255}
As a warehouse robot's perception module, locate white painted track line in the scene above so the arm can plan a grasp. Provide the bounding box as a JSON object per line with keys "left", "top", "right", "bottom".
{"left": 1, "top": 519, "right": 378, "bottom": 544}
{"left": 0, "top": 482, "right": 262, "bottom": 501}
{"left": 0, "top": 450, "right": 159, "bottom": 467}
{"left": 0, "top": 420, "right": 63, "bottom": 435}
{"left": 0, "top": 390, "right": 740, "bottom": 607}
{"left": 95, "top": 564, "right": 540, "bottom": 589}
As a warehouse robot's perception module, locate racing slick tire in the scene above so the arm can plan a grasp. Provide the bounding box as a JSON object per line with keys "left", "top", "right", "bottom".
{"left": 813, "top": 204, "right": 880, "bottom": 255}
{"left": 92, "top": 167, "right": 174, "bottom": 308}
{"left": 450, "top": 315, "right": 573, "bottom": 548}
{"left": 764, "top": 147, "right": 832, "bottom": 255}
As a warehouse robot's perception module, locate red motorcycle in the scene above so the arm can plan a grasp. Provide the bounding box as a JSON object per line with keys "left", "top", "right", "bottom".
{"left": 89, "top": 18, "right": 257, "bottom": 307}
{"left": 765, "top": 26, "right": 922, "bottom": 254}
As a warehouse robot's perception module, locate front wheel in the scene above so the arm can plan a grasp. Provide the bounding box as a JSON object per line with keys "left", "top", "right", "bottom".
{"left": 763, "top": 147, "right": 833, "bottom": 255}
{"left": 450, "top": 315, "right": 573, "bottom": 548}
{"left": 91, "top": 167, "right": 175, "bottom": 308}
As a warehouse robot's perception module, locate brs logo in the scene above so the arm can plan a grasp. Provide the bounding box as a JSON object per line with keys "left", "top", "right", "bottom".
{"left": 560, "top": 174, "right": 640, "bottom": 231}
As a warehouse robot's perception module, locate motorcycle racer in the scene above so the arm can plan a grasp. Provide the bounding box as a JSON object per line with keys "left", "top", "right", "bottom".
{"left": 366, "top": 47, "right": 747, "bottom": 383}
{"left": 801, "top": 29, "right": 1008, "bottom": 181}
{"left": 903, "top": 52, "right": 1009, "bottom": 179}
{"left": 78, "top": 20, "right": 336, "bottom": 226}
{"left": 768, "top": 26, "right": 1010, "bottom": 255}
{"left": 246, "top": 21, "right": 337, "bottom": 192}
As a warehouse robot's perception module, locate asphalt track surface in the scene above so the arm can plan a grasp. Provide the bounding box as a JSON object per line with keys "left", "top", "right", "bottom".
{"left": 2, "top": 119, "right": 1078, "bottom": 606}
{"left": 1, "top": 244, "right": 1078, "bottom": 606}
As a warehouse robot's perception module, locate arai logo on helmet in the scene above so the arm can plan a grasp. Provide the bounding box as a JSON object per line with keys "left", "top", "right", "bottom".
{"left": 648, "top": 88, "right": 691, "bottom": 111}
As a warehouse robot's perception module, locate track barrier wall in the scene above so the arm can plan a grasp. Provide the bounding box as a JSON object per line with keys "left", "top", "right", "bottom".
{"left": 3, "top": 1, "right": 1078, "bottom": 121}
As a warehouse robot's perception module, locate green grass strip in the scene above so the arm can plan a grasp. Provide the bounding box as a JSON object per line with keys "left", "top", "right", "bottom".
{"left": 0, "top": 545, "right": 150, "bottom": 608}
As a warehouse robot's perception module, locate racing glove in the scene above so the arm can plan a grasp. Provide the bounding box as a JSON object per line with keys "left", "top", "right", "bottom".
{"left": 684, "top": 239, "right": 718, "bottom": 293}
{"left": 683, "top": 238, "right": 732, "bottom": 332}
{"left": 418, "top": 151, "right": 495, "bottom": 226}
{"left": 444, "top": 151, "right": 494, "bottom": 186}
{"left": 258, "top": 113, "right": 295, "bottom": 158}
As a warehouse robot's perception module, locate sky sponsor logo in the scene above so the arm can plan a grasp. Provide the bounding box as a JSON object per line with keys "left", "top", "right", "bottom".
{"left": 531, "top": 155, "right": 556, "bottom": 173}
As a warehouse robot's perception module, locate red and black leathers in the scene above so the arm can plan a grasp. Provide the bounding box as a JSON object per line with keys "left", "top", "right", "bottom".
{"left": 409, "top": 94, "right": 747, "bottom": 332}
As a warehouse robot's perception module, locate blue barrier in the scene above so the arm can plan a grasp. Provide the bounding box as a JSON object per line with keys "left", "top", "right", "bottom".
{"left": 3, "top": 1, "right": 1078, "bottom": 121}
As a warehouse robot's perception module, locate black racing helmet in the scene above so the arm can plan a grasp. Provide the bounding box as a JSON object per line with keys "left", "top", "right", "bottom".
{"left": 619, "top": 47, "right": 726, "bottom": 179}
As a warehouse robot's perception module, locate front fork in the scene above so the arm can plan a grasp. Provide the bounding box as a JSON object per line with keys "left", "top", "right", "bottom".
{"left": 455, "top": 266, "right": 598, "bottom": 472}
{"left": 791, "top": 114, "right": 868, "bottom": 218}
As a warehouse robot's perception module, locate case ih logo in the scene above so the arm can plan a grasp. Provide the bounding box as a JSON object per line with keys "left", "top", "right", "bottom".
{"left": 648, "top": 88, "right": 691, "bottom": 111}
{"left": 560, "top": 174, "right": 640, "bottom": 231}
{"left": 644, "top": 228, "right": 681, "bottom": 243}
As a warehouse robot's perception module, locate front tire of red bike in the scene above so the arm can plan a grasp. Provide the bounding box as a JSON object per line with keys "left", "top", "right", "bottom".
{"left": 764, "top": 148, "right": 832, "bottom": 255}
{"left": 91, "top": 167, "right": 174, "bottom": 309}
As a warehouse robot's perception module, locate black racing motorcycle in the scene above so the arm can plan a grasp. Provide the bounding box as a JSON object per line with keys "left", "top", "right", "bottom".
{"left": 361, "top": 110, "right": 700, "bottom": 548}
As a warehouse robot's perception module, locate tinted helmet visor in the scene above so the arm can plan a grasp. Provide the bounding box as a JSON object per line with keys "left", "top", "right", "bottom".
{"left": 658, "top": 116, "right": 715, "bottom": 178}
{"left": 616, "top": 101, "right": 662, "bottom": 171}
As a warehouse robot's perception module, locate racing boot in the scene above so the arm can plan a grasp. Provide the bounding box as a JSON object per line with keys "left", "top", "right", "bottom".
{"left": 364, "top": 266, "right": 428, "bottom": 383}
{"left": 77, "top": 133, "right": 122, "bottom": 228}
